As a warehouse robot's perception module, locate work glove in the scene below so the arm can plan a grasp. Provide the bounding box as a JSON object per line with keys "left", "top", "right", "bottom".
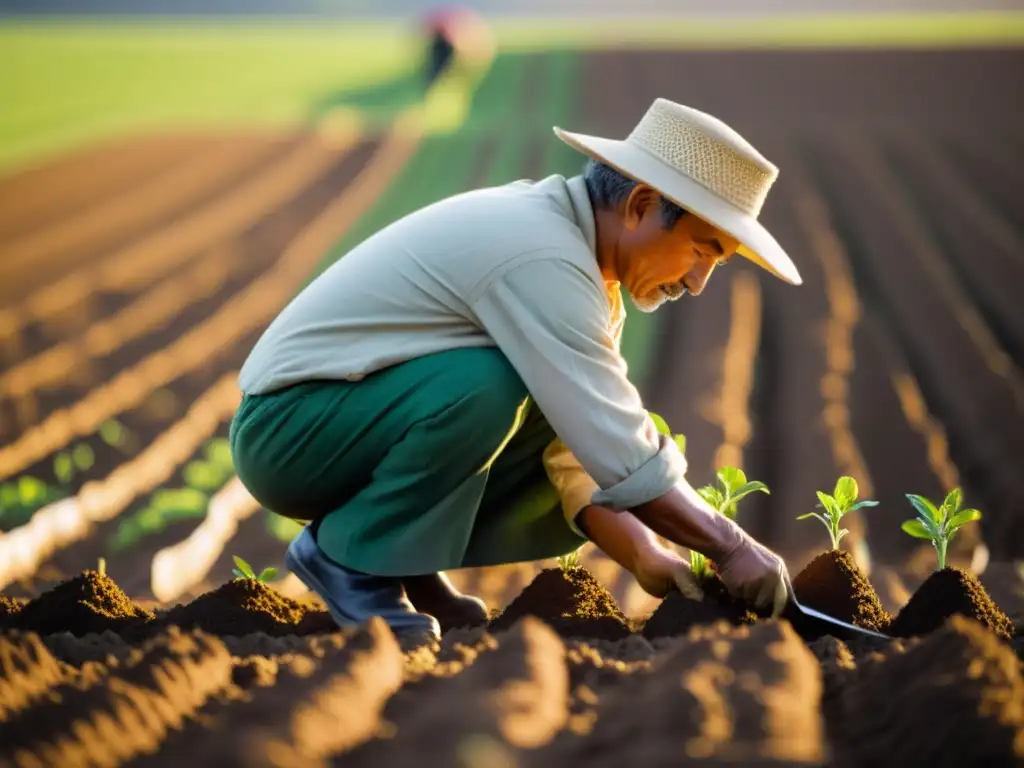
{"left": 714, "top": 534, "right": 790, "bottom": 618}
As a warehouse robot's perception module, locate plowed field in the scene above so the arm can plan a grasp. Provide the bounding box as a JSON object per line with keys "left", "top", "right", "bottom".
{"left": 1, "top": 46, "right": 1022, "bottom": 766}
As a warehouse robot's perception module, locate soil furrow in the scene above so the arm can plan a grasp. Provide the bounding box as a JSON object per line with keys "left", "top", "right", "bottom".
{"left": 0, "top": 141, "right": 373, "bottom": 449}
{"left": 0, "top": 134, "right": 287, "bottom": 299}
{"left": 0, "top": 133, "right": 348, "bottom": 359}
{"left": 800, "top": 137, "right": 1024, "bottom": 560}
{"left": 0, "top": 134, "right": 220, "bottom": 243}
{"left": 345, "top": 617, "right": 570, "bottom": 766}
{"left": 141, "top": 618, "right": 403, "bottom": 768}
{"left": 0, "top": 140, "right": 377, "bottom": 477}
{"left": 0, "top": 627, "right": 232, "bottom": 766}
{"left": 546, "top": 620, "right": 826, "bottom": 766}
{"left": 877, "top": 134, "right": 1024, "bottom": 364}
{"left": 0, "top": 631, "right": 68, "bottom": 721}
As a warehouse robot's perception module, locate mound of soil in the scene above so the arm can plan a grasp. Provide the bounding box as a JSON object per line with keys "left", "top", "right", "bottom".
{"left": 642, "top": 573, "right": 758, "bottom": 640}
{"left": 888, "top": 567, "right": 1015, "bottom": 641}
{"left": 488, "top": 567, "right": 630, "bottom": 640}
{"left": 157, "top": 578, "right": 336, "bottom": 638}
{"left": 785, "top": 549, "right": 891, "bottom": 640}
{"left": 835, "top": 614, "right": 1024, "bottom": 766}
{"left": 11, "top": 570, "right": 153, "bottom": 636}
{"left": 0, "top": 594, "right": 25, "bottom": 627}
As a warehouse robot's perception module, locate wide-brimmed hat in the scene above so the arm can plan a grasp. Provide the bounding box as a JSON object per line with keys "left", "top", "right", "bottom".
{"left": 554, "top": 98, "right": 801, "bottom": 285}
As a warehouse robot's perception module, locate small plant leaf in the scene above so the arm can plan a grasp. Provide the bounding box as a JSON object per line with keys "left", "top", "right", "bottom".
{"left": 673, "top": 434, "right": 687, "bottom": 454}
{"left": 948, "top": 508, "right": 981, "bottom": 530}
{"left": 942, "top": 488, "right": 963, "bottom": 516}
{"left": 833, "top": 476, "right": 858, "bottom": 510}
{"left": 649, "top": 412, "right": 672, "bottom": 436}
{"left": 796, "top": 512, "right": 819, "bottom": 520}
{"left": 815, "top": 491, "right": 840, "bottom": 520}
{"left": 906, "top": 494, "right": 940, "bottom": 524}
{"left": 717, "top": 467, "right": 747, "bottom": 495}
{"left": 901, "top": 519, "right": 934, "bottom": 539}
{"left": 697, "top": 486, "right": 725, "bottom": 511}
{"left": 257, "top": 567, "right": 278, "bottom": 582}
{"left": 232, "top": 555, "right": 255, "bottom": 579}
{"left": 848, "top": 500, "right": 880, "bottom": 511}
{"left": 231, "top": 569, "right": 247, "bottom": 579}
{"left": 729, "top": 481, "right": 770, "bottom": 505}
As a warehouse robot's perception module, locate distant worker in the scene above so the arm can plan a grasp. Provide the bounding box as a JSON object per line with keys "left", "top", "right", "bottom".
{"left": 231, "top": 98, "right": 803, "bottom": 641}
{"left": 421, "top": 5, "right": 494, "bottom": 87}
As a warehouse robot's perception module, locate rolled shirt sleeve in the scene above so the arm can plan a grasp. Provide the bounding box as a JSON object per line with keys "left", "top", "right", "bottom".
{"left": 469, "top": 254, "right": 687, "bottom": 513}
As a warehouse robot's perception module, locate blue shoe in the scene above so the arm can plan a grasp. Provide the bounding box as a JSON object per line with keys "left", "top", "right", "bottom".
{"left": 286, "top": 527, "right": 440, "bottom": 640}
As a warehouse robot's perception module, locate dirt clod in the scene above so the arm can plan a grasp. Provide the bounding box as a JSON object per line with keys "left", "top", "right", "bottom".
{"left": 834, "top": 615, "right": 1024, "bottom": 766}
{"left": 489, "top": 567, "right": 631, "bottom": 640}
{"left": 642, "top": 575, "right": 758, "bottom": 640}
{"left": 157, "top": 578, "right": 336, "bottom": 637}
{"left": 888, "top": 567, "right": 1015, "bottom": 641}
{"left": 11, "top": 570, "right": 153, "bottom": 636}
{"left": 787, "top": 550, "right": 892, "bottom": 639}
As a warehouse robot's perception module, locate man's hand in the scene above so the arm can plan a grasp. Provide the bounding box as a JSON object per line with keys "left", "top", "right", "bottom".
{"left": 629, "top": 481, "right": 791, "bottom": 617}
{"left": 632, "top": 546, "right": 705, "bottom": 601}
{"left": 714, "top": 536, "right": 789, "bottom": 617}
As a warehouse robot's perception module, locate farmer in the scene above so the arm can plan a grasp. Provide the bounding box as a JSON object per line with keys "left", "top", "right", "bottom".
{"left": 420, "top": 5, "right": 494, "bottom": 87}
{"left": 231, "top": 98, "right": 803, "bottom": 640}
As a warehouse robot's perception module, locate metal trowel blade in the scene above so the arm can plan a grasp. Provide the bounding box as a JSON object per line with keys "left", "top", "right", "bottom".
{"left": 783, "top": 573, "right": 889, "bottom": 639}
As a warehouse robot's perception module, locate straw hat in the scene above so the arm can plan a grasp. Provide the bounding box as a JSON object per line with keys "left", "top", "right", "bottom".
{"left": 554, "top": 98, "right": 802, "bottom": 286}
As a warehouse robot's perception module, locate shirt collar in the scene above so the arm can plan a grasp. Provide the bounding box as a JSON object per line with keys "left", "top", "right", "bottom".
{"left": 564, "top": 174, "right": 598, "bottom": 257}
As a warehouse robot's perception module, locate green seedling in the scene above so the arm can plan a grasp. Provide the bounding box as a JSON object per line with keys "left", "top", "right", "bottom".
{"left": 0, "top": 476, "right": 64, "bottom": 531}
{"left": 691, "top": 467, "right": 770, "bottom": 579}
{"left": 97, "top": 557, "right": 106, "bottom": 578}
{"left": 232, "top": 555, "right": 278, "bottom": 583}
{"left": 648, "top": 411, "right": 687, "bottom": 455}
{"left": 53, "top": 452, "right": 75, "bottom": 484}
{"left": 72, "top": 443, "right": 95, "bottom": 471}
{"left": 556, "top": 550, "right": 581, "bottom": 571}
{"left": 798, "top": 476, "right": 878, "bottom": 550}
{"left": 99, "top": 419, "right": 129, "bottom": 448}
{"left": 107, "top": 487, "right": 211, "bottom": 552}
{"left": 901, "top": 488, "right": 980, "bottom": 571}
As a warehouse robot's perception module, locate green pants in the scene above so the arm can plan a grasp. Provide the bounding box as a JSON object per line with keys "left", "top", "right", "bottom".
{"left": 229, "top": 348, "right": 586, "bottom": 576}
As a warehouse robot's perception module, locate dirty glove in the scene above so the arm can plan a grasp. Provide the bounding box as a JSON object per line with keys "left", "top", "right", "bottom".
{"left": 714, "top": 533, "right": 790, "bottom": 618}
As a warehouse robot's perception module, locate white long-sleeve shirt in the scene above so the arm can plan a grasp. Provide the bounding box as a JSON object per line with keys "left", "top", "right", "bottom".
{"left": 238, "top": 173, "right": 687, "bottom": 530}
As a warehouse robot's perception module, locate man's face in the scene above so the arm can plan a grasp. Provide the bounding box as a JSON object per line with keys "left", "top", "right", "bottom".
{"left": 614, "top": 185, "right": 741, "bottom": 313}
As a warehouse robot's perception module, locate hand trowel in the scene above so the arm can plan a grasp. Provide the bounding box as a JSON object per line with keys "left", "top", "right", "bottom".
{"left": 782, "top": 572, "right": 889, "bottom": 639}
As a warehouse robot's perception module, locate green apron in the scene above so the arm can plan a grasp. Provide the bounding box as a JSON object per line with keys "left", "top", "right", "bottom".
{"left": 229, "top": 348, "right": 586, "bottom": 576}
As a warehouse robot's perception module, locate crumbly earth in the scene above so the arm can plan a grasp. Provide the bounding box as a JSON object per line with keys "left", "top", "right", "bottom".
{"left": 1, "top": 567, "right": 1022, "bottom": 766}
{"left": 10, "top": 570, "right": 153, "bottom": 636}
{"left": 888, "top": 567, "right": 1015, "bottom": 641}
{"left": 489, "top": 567, "right": 631, "bottom": 640}
{"left": 787, "top": 550, "right": 892, "bottom": 638}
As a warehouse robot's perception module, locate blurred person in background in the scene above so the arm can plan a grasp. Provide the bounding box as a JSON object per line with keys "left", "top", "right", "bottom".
{"left": 421, "top": 5, "right": 495, "bottom": 88}
{"left": 230, "top": 99, "right": 803, "bottom": 642}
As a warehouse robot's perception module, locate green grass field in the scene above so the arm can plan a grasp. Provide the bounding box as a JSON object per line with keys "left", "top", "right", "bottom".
{"left": 3, "top": 12, "right": 1023, "bottom": 172}
{"left": 0, "top": 22, "right": 418, "bottom": 172}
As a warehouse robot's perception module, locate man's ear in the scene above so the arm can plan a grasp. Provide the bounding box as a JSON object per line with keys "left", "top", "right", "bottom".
{"left": 622, "top": 184, "right": 660, "bottom": 230}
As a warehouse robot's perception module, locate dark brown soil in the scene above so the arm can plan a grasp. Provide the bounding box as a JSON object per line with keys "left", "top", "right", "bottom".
{"left": 785, "top": 549, "right": 892, "bottom": 640}
{"left": 10, "top": 570, "right": 153, "bottom": 636}
{"left": 832, "top": 615, "right": 1024, "bottom": 767}
{"left": 155, "top": 577, "right": 337, "bottom": 638}
{"left": 0, "top": 594, "right": 26, "bottom": 626}
{"left": 488, "top": 567, "right": 631, "bottom": 641}
{"left": 641, "top": 573, "right": 758, "bottom": 640}
{"left": 888, "top": 567, "right": 1015, "bottom": 641}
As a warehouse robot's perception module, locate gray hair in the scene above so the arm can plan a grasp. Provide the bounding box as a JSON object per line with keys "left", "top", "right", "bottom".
{"left": 582, "top": 158, "right": 688, "bottom": 229}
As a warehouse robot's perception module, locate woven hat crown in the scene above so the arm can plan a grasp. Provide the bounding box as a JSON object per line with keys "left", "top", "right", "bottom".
{"left": 627, "top": 99, "right": 778, "bottom": 217}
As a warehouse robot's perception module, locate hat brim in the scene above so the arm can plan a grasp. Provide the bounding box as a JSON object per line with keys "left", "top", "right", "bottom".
{"left": 553, "top": 126, "right": 802, "bottom": 286}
